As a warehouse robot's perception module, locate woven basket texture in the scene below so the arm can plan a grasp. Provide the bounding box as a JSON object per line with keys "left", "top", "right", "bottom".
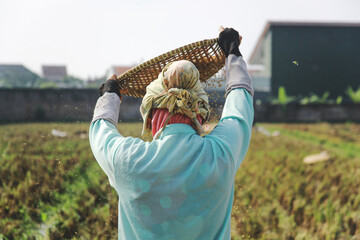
{"left": 117, "top": 38, "right": 225, "bottom": 97}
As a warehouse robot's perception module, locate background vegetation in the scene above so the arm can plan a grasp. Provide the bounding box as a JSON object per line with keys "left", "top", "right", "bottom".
{"left": 0, "top": 122, "right": 359, "bottom": 239}
{"left": 270, "top": 86, "right": 360, "bottom": 105}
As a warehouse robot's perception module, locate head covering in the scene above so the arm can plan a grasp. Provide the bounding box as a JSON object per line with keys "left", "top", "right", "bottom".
{"left": 140, "top": 60, "right": 210, "bottom": 139}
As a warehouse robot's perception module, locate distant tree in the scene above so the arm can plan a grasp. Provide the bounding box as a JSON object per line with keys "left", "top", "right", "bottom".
{"left": 39, "top": 82, "right": 59, "bottom": 89}
{"left": 0, "top": 78, "right": 11, "bottom": 88}
{"left": 85, "top": 76, "right": 106, "bottom": 88}
{"left": 32, "top": 78, "right": 47, "bottom": 88}
{"left": 61, "top": 75, "right": 84, "bottom": 88}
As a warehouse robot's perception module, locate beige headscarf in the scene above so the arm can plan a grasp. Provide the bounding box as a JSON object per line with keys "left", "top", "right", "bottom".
{"left": 140, "top": 60, "right": 210, "bottom": 139}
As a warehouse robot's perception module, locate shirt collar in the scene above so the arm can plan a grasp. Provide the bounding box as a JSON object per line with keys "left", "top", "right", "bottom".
{"left": 159, "top": 123, "right": 197, "bottom": 138}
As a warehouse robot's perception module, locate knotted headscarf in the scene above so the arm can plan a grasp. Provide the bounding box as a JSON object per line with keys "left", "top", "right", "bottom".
{"left": 140, "top": 60, "right": 210, "bottom": 139}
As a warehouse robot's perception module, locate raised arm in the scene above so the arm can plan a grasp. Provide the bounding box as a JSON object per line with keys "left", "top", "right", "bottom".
{"left": 207, "top": 28, "right": 254, "bottom": 170}
{"left": 89, "top": 76, "right": 124, "bottom": 187}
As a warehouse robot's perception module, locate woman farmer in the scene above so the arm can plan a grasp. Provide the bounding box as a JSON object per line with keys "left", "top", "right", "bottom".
{"left": 89, "top": 27, "right": 253, "bottom": 240}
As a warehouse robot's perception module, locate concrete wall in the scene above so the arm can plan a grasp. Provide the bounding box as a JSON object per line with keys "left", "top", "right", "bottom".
{"left": 0, "top": 89, "right": 142, "bottom": 122}
{"left": 254, "top": 103, "right": 360, "bottom": 122}
{"left": 0, "top": 89, "right": 227, "bottom": 123}
{"left": 1, "top": 89, "right": 358, "bottom": 123}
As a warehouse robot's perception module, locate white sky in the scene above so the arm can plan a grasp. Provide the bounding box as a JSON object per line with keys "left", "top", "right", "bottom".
{"left": 1, "top": 0, "right": 360, "bottom": 79}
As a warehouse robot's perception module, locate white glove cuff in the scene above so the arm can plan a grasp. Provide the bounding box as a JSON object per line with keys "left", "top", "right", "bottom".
{"left": 91, "top": 92, "right": 121, "bottom": 125}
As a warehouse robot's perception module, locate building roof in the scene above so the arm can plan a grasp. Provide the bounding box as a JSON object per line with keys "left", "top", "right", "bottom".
{"left": 249, "top": 21, "right": 360, "bottom": 63}
{"left": 266, "top": 21, "right": 360, "bottom": 28}
{"left": 42, "top": 65, "right": 67, "bottom": 81}
{"left": 0, "top": 64, "right": 39, "bottom": 87}
{"left": 0, "top": 64, "right": 34, "bottom": 77}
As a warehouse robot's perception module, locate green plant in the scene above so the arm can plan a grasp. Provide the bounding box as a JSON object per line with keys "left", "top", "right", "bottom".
{"left": 271, "top": 86, "right": 295, "bottom": 105}
{"left": 336, "top": 96, "right": 343, "bottom": 105}
{"left": 300, "top": 91, "right": 330, "bottom": 105}
{"left": 345, "top": 86, "right": 360, "bottom": 103}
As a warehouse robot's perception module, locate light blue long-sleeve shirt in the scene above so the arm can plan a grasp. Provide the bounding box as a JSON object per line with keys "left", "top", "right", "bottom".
{"left": 89, "top": 55, "right": 254, "bottom": 240}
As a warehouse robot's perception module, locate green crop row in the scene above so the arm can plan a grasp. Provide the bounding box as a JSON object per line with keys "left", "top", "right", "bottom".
{"left": 0, "top": 122, "right": 359, "bottom": 239}
{"left": 231, "top": 123, "right": 360, "bottom": 239}
{"left": 0, "top": 123, "right": 121, "bottom": 239}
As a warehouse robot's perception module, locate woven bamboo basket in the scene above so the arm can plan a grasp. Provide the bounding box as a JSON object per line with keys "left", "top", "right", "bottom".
{"left": 117, "top": 38, "right": 225, "bottom": 97}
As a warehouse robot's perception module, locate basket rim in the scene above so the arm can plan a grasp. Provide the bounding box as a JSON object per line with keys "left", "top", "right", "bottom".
{"left": 117, "top": 37, "right": 219, "bottom": 82}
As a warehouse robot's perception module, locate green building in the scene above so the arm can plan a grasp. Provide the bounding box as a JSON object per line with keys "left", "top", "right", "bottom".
{"left": 249, "top": 21, "right": 360, "bottom": 99}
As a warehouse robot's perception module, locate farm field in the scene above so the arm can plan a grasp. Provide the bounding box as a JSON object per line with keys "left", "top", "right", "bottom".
{"left": 0, "top": 122, "right": 359, "bottom": 239}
